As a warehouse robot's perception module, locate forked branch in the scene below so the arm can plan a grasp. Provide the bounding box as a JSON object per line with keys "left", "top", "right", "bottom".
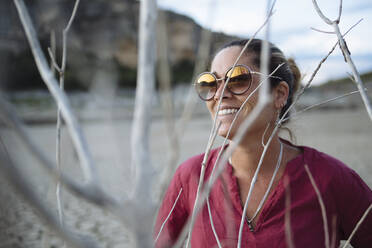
{"left": 311, "top": 0, "right": 372, "bottom": 121}
{"left": 13, "top": 0, "right": 97, "bottom": 184}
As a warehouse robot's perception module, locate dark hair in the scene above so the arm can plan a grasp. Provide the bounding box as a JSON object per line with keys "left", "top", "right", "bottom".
{"left": 218, "top": 38, "right": 301, "bottom": 123}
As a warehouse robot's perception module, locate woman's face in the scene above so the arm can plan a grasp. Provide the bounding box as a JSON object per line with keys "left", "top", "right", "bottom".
{"left": 207, "top": 46, "right": 277, "bottom": 139}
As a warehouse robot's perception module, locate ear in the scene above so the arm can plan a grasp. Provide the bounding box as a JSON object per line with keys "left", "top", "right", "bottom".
{"left": 273, "top": 81, "right": 289, "bottom": 109}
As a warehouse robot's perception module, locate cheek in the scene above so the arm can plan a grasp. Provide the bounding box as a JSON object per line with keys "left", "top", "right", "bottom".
{"left": 239, "top": 94, "right": 258, "bottom": 116}
{"left": 241, "top": 101, "right": 255, "bottom": 116}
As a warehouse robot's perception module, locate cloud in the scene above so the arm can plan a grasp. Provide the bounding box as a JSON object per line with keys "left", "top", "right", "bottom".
{"left": 158, "top": 0, "right": 372, "bottom": 84}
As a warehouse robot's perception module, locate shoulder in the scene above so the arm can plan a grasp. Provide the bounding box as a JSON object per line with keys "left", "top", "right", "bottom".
{"left": 301, "top": 145, "right": 372, "bottom": 202}
{"left": 301, "top": 145, "right": 354, "bottom": 181}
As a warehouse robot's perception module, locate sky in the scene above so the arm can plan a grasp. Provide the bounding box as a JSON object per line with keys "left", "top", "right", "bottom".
{"left": 158, "top": 0, "right": 372, "bottom": 85}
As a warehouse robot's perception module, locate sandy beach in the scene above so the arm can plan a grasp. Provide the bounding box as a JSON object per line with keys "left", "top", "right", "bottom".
{"left": 0, "top": 106, "right": 371, "bottom": 247}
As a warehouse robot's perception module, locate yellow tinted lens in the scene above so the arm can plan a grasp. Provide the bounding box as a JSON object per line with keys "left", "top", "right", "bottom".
{"left": 197, "top": 73, "right": 216, "bottom": 84}
{"left": 226, "top": 65, "right": 249, "bottom": 78}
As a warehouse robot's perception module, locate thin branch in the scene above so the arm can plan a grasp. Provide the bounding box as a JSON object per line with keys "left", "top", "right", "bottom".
{"left": 185, "top": 122, "right": 221, "bottom": 247}
{"left": 284, "top": 176, "right": 295, "bottom": 248}
{"left": 342, "top": 204, "right": 372, "bottom": 248}
{"left": 13, "top": 0, "right": 97, "bottom": 184}
{"left": 311, "top": 0, "right": 372, "bottom": 120}
{"left": 304, "top": 164, "right": 330, "bottom": 248}
{"left": 238, "top": 1, "right": 276, "bottom": 246}
{"left": 305, "top": 44, "right": 337, "bottom": 90}
{"left": 312, "top": 0, "right": 332, "bottom": 24}
{"left": 283, "top": 89, "right": 363, "bottom": 122}
{"left": 206, "top": 199, "right": 222, "bottom": 248}
{"left": 61, "top": 0, "right": 80, "bottom": 72}
{"left": 345, "top": 18, "right": 363, "bottom": 35}
{"left": 49, "top": 30, "right": 57, "bottom": 72}
{"left": 307, "top": 18, "right": 362, "bottom": 91}
{"left": 332, "top": 23, "right": 372, "bottom": 121}
{"left": 337, "top": 0, "right": 343, "bottom": 23}
{"left": 154, "top": 188, "right": 183, "bottom": 243}
{"left": 49, "top": 2, "right": 80, "bottom": 244}
{"left": 310, "top": 27, "right": 335, "bottom": 34}
{"left": 47, "top": 47, "right": 62, "bottom": 73}
{"left": 64, "top": 0, "right": 80, "bottom": 33}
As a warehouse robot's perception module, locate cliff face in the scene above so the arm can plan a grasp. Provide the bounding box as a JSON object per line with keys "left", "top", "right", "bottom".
{"left": 1, "top": 0, "right": 237, "bottom": 90}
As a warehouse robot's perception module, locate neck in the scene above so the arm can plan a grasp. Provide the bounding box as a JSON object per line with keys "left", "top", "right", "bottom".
{"left": 230, "top": 125, "right": 282, "bottom": 179}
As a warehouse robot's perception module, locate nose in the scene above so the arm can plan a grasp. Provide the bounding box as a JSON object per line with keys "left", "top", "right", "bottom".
{"left": 214, "top": 79, "right": 232, "bottom": 100}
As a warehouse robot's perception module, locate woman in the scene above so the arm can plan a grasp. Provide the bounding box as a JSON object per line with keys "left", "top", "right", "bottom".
{"left": 154, "top": 39, "right": 372, "bottom": 248}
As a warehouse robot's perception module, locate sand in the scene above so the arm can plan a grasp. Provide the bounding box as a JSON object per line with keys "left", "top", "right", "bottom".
{"left": 0, "top": 107, "right": 371, "bottom": 247}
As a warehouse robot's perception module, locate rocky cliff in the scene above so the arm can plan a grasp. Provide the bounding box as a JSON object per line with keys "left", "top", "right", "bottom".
{"left": 1, "top": 0, "right": 237, "bottom": 91}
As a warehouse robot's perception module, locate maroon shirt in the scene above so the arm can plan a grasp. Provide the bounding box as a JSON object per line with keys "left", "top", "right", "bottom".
{"left": 154, "top": 142, "right": 372, "bottom": 247}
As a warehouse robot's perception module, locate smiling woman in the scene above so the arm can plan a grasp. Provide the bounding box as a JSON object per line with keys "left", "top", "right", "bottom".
{"left": 154, "top": 39, "right": 372, "bottom": 248}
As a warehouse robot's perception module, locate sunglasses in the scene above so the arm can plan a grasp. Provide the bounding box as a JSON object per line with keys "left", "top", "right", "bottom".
{"left": 194, "top": 64, "right": 253, "bottom": 101}
{"left": 194, "top": 64, "right": 282, "bottom": 101}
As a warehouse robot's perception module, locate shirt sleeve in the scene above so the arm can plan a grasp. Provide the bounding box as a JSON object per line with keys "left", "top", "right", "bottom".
{"left": 154, "top": 166, "right": 189, "bottom": 248}
{"left": 335, "top": 167, "right": 372, "bottom": 247}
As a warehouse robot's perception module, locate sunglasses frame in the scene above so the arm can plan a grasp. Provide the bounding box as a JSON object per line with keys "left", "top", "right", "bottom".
{"left": 194, "top": 64, "right": 254, "bottom": 101}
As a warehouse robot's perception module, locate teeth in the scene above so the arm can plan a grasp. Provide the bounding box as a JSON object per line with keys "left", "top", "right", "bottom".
{"left": 218, "top": 108, "right": 238, "bottom": 116}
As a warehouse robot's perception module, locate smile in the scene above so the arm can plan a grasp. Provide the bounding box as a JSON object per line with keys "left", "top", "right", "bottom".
{"left": 217, "top": 108, "right": 239, "bottom": 116}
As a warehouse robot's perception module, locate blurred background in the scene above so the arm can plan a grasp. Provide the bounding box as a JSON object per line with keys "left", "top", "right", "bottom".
{"left": 0, "top": 0, "right": 371, "bottom": 247}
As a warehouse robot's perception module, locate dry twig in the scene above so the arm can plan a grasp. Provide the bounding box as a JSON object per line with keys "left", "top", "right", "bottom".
{"left": 304, "top": 164, "right": 330, "bottom": 248}
{"left": 342, "top": 204, "right": 372, "bottom": 248}
{"left": 311, "top": 0, "right": 372, "bottom": 121}
{"left": 13, "top": 0, "right": 97, "bottom": 184}
{"left": 284, "top": 176, "right": 295, "bottom": 248}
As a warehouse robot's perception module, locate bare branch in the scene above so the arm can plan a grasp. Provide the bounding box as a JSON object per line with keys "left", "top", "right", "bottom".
{"left": 154, "top": 188, "right": 183, "bottom": 243}
{"left": 342, "top": 204, "right": 372, "bottom": 248}
{"left": 64, "top": 0, "right": 80, "bottom": 33}
{"left": 284, "top": 176, "right": 295, "bottom": 248}
{"left": 346, "top": 18, "right": 364, "bottom": 35}
{"left": 49, "top": 30, "right": 58, "bottom": 72}
{"left": 304, "top": 164, "right": 330, "bottom": 248}
{"left": 61, "top": 0, "right": 80, "bottom": 71}
{"left": 185, "top": 122, "right": 221, "bottom": 247}
{"left": 47, "top": 47, "right": 62, "bottom": 73}
{"left": 312, "top": 0, "right": 333, "bottom": 24}
{"left": 283, "top": 89, "right": 363, "bottom": 122}
{"left": 310, "top": 27, "right": 335, "bottom": 34}
{"left": 337, "top": 0, "right": 343, "bottom": 23}
{"left": 311, "top": 0, "right": 372, "bottom": 120}
{"left": 206, "top": 199, "right": 222, "bottom": 248}
{"left": 332, "top": 23, "right": 372, "bottom": 121}
{"left": 296, "top": 17, "right": 362, "bottom": 107}
{"left": 13, "top": 0, "right": 98, "bottom": 183}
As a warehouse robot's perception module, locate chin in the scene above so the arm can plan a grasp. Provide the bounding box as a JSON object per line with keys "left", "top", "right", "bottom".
{"left": 218, "top": 127, "right": 235, "bottom": 140}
